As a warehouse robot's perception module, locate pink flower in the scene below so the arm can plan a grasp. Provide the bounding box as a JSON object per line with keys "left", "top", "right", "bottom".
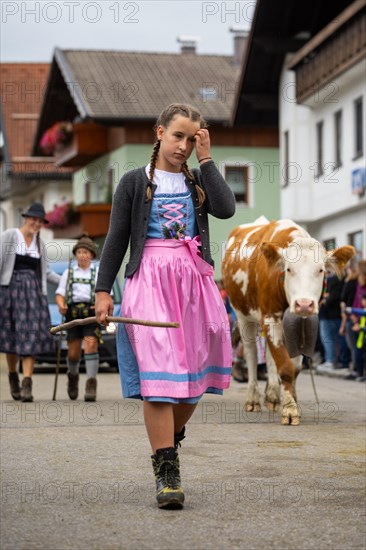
{"left": 46, "top": 202, "right": 74, "bottom": 228}
{"left": 40, "top": 122, "right": 73, "bottom": 155}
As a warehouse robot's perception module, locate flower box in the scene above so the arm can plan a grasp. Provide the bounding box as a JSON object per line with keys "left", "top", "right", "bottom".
{"left": 74, "top": 203, "right": 112, "bottom": 238}
{"left": 54, "top": 123, "right": 109, "bottom": 167}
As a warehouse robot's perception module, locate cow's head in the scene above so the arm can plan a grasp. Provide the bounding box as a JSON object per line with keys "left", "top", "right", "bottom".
{"left": 262, "top": 238, "right": 355, "bottom": 317}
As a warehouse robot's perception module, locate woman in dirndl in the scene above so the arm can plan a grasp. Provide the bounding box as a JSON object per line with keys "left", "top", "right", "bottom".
{"left": 0, "top": 203, "right": 60, "bottom": 402}
{"left": 95, "top": 104, "right": 236, "bottom": 509}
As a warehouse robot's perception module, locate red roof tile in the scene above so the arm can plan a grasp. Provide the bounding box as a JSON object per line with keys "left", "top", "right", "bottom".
{"left": 0, "top": 63, "right": 72, "bottom": 175}
{"left": 1, "top": 63, "right": 49, "bottom": 158}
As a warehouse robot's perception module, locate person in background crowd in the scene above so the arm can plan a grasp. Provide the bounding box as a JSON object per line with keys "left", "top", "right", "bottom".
{"left": 339, "top": 258, "right": 359, "bottom": 377}
{"left": 316, "top": 270, "right": 349, "bottom": 373}
{"left": 231, "top": 324, "right": 247, "bottom": 383}
{"left": 341, "top": 260, "right": 366, "bottom": 380}
{"left": 216, "top": 280, "right": 247, "bottom": 383}
{"left": 344, "top": 292, "right": 366, "bottom": 382}
{"left": 0, "top": 203, "right": 61, "bottom": 402}
{"left": 55, "top": 235, "right": 101, "bottom": 401}
{"left": 231, "top": 324, "right": 267, "bottom": 382}
{"left": 217, "top": 279, "right": 236, "bottom": 334}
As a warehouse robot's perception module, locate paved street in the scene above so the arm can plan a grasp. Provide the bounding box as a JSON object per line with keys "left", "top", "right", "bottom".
{"left": 1, "top": 360, "right": 365, "bottom": 550}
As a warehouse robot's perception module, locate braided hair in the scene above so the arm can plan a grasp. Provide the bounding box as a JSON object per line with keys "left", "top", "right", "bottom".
{"left": 147, "top": 104, "right": 207, "bottom": 206}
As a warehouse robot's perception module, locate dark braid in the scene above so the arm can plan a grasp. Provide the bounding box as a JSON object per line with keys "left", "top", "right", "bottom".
{"left": 181, "top": 162, "right": 205, "bottom": 208}
{"left": 147, "top": 140, "right": 161, "bottom": 201}
{"left": 181, "top": 162, "right": 194, "bottom": 181}
{"left": 147, "top": 103, "right": 207, "bottom": 207}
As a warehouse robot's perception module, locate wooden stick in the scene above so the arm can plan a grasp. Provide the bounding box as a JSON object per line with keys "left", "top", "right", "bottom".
{"left": 50, "top": 315, "right": 180, "bottom": 334}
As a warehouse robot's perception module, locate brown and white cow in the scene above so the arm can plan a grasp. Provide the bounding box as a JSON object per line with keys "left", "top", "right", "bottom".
{"left": 222, "top": 216, "right": 355, "bottom": 425}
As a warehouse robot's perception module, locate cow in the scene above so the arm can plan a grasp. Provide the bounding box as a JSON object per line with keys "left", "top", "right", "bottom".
{"left": 222, "top": 216, "right": 355, "bottom": 425}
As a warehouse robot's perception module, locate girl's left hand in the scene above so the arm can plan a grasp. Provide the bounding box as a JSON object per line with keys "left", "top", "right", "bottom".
{"left": 194, "top": 129, "right": 211, "bottom": 161}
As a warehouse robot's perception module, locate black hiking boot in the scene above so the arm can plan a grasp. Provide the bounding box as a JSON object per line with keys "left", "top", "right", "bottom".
{"left": 174, "top": 426, "right": 186, "bottom": 450}
{"left": 151, "top": 447, "right": 185, "bottom": 510}
{"left": 84, "top": 377, "right": 97, "bottom": 401}
{"left": 232, "top": 358, "right": 248, "bottom": 383}
{"left": 20, "top": 377, "right": 33, "bottom": 402}
{"left": 67, "top": 373, "right": 79, "bottom": 400}
{"left": 8, "top": 372, "right": 21, "bottom": 400}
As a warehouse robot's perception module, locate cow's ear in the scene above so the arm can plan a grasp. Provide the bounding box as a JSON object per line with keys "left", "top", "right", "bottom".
{"left": 261, "top": 242, "right": 285, "bottom": 269}
{"left": 325, "top": 245, "right": 356, "bottom": 277}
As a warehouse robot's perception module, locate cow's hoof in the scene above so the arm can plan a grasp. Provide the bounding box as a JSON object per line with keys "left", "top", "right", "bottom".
{"left": 266, "top": 401, "right": 280, "bottom": 412}
{"left": 281, "top": 390, "right": 301, "bottom": 425}
{"left": 245, "top": 402, "right": 261, "bottom": 412}
{"left": 281, "top": 413, "right": 301, "bottom": 426}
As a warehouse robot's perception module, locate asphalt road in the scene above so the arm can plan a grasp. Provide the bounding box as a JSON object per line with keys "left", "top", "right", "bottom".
{"left": 1, "top": 360, "right": 365, "bottom": 550}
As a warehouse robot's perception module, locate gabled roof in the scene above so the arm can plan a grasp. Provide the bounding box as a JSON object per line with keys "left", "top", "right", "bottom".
{"left": 232, "top": 0, "right": 354, "bottom": 127}
{"left": 33, "top": 48, "right": 240, "bottom": 155}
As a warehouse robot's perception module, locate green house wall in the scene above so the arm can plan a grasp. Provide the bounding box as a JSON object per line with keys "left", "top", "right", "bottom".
{"left": 73, "top": 145, "right": 280, "bottom": 279}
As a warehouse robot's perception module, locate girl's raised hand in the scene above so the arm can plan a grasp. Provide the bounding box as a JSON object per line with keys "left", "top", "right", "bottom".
{"left": 194, "top": 129, "right": 211, "bottom": 161}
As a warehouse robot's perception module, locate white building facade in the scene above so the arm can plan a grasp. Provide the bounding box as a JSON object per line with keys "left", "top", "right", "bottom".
{"left": 279, "top": 4, "right": 366, "bottom": 258}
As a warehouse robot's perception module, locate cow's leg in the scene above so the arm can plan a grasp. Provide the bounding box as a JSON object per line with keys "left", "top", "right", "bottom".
{"left": 264, "top": 346, "right": 281, "bottom": 411}
{"left": 291, "top": 356, "right": 303, "bottom": 402}
{"left": 262, "top": 319, "right": 301, "bottom": 425}
{"left": 275, "top": 353, "right": 301, "bottom": 425}
{"left": 237, "top": 313, "right": 261, "bottom": 412}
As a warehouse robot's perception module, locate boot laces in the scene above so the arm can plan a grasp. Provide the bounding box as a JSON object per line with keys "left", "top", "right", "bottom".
{"left": 160, "top": 459, "right": 180, "bottom": 489}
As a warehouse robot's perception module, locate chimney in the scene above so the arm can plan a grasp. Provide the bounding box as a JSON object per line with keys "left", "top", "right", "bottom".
{"left": 177, "top": 36, "right": 200, "bottom": 55}
{"left": 230, "top": 26, "right": 249, "bottom": 67}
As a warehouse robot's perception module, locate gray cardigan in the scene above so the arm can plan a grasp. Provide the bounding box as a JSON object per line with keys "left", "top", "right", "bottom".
{"left": 96, "top": 160, "right": 236, "bottom": 293}
{"left": 0, "top": 229, "right": 61, "bottom": 295}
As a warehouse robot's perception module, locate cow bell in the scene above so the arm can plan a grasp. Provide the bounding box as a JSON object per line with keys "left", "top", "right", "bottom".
{"left": 282, "top": 308, "right": 319, "bottom": 358}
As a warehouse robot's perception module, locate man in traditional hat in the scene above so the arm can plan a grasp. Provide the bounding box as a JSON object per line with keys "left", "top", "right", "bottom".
{"left": 55, "top": 234, "right": 101, "bottom": 401}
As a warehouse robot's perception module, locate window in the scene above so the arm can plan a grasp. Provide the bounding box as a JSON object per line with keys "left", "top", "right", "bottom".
{"left": 334, "top": 110, "right": 342, "bottom": 168}
{"left": 354, "top": 97, "right": 363, "bottom": 158}
{"left": 349, "top": 230, "right": 363, "bottom": 259}
{"left": 323, "top": 238, "right": 336, "bottom": 251}
{"left": 199, "top": 85, "right": 217, "bottom": 101}
{"left": 224, "top": 164, "right": 249, "bottom": 203}
{"left": 0, "top": 207, "right": 7, "bottom": 232}
{"left": 316, "top": 121, "right": 324, "bottom": 176}
{"left": 15, "top": 207, "right": 23, "bottom": 227}
{"left": 283, "top": 130, "right": 289, "bottom": 187}
{"left": 84, "top": 181, "right": 90, "bottom": 203}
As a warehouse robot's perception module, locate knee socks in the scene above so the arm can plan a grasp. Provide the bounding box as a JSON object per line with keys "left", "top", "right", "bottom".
{"left": 67, "top": 358, "right": 80, "bottom": 375}
{"left": 84, "top": 353, "right": 99, "bottom": 379}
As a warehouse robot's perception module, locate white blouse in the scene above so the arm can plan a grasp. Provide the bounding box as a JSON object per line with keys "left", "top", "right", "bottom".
{"left": 16, "top": 229, "right": 40, "bottom": 258}
{"left": 145, "top": 165, "right": 188, "bottom": 194}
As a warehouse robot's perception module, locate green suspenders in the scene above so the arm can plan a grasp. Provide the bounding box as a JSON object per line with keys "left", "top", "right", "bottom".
{"left": 66, "top": 266, "right": 96, "bottom": 305}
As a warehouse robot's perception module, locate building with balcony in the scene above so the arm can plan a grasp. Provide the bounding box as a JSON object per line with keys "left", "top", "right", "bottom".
{"left": 232, "top": 0, "right": 365, "bottom": 257}
{"left": 0, "top": 63, "right": 73, "bottom": 236}
{"left": 282, "top": 0, "right": 365, "bottom": 256}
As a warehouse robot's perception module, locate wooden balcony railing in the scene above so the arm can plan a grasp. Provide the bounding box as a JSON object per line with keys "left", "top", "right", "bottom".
{"left": 51, "top": 203, "right": 111, "bottom": 238}
{"left": 54, "top": 123, "right": 109, "bottom": 167}
{"left": 288, "top": 4, "right": 366, "bottom": 104}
